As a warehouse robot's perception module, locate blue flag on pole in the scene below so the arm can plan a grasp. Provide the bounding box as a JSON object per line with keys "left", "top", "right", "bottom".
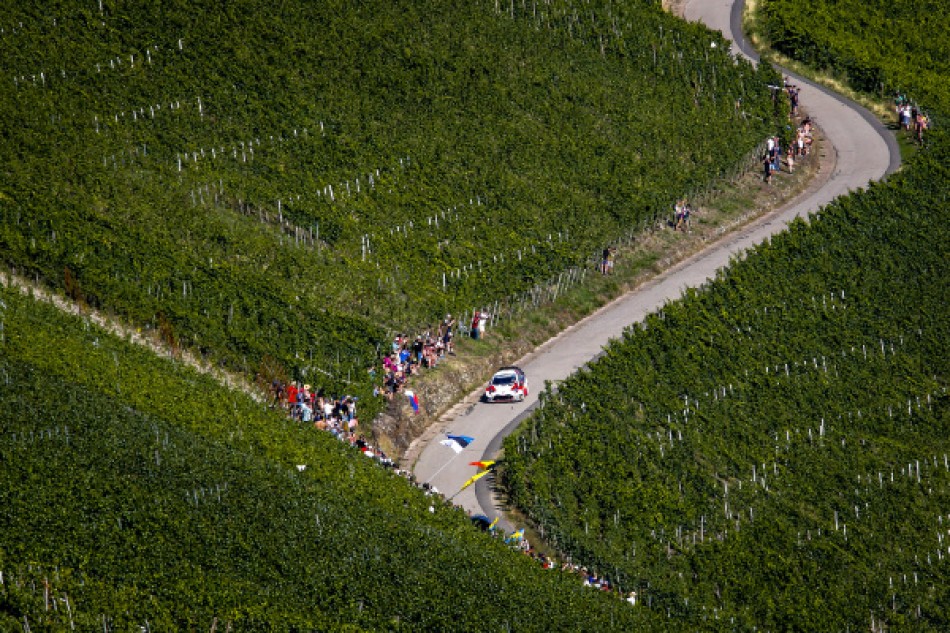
{"left": 440, "top": 434, "right": 475, "bottom": 454}
{"left": 447, "top": 434, "right": 474, "bottom": 448}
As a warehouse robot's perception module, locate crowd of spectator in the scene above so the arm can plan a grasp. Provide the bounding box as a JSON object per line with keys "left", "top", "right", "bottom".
{"left": 269, "top": 379, "right": 400, "bottom": 469}
{"left": 379, "top": 313, "right": 457, "bottom": 400}
{"left": 762, "top": 82, "right": 815, "bottom": 185}
{"left": 374, "top": 309, "right": 494, "bottom": 400}
{"left": 895, "top": 93, "right": 930, "bottom": 143}
{"left": 266, "top": 305, "right": 498, "bottom": 472}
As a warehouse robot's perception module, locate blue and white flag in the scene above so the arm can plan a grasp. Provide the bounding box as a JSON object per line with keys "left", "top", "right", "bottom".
{"left": 447, "top": 434, "right": 474, "bottom": 447}
{"left": 440, "top": 434, "right": 475, "bottom": 454}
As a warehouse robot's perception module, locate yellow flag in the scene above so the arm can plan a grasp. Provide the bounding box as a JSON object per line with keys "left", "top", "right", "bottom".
{"left": 459, "top": 469, "right": 490, "bottom": 491}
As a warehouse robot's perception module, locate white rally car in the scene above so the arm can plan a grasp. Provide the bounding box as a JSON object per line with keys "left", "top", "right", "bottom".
{"left": 483, "top": 366, "right": 528, "bottom": 403}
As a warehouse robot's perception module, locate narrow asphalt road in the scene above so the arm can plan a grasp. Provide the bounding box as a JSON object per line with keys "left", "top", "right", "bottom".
{"left": 409, "top": 0, "right": 899, "bottom": 532}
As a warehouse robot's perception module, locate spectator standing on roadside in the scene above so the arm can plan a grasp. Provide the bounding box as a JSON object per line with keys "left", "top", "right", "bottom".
{"left": 423, "top": 336, "right": 438, "bottom": 368}
{"left": 763, "top": 154, "right": 773, "bottom": 185}
{"left": 471, "top": 311, "right": 481, "bottom": 340}
{"left": 270, "top": 380, "right": 284, "bottom": 409}
{"left": 286, "top": 382, "right": 298, "bottom": 415}
{"left": 675, "top": 200, "right": 690, "bottom": 232}
{"left": 601, "top": 246, "right": 616, "bottom": 273}
{"left": 478, "top": 309, "right": 490, "bottom": 339}
{"left": 678, "top": 203, "right": 691, "bottom": 232}
{"left": 441, "top": 313, "right": 456, "bottom": 354}
{"left": 412, "top": 336, "right": 424, "bottom": 365}
{"left": 894, "top": 92, "right": 906, "bottom": 120}
{"left": 771, "top": 136, "right": 781, "bottom": 172}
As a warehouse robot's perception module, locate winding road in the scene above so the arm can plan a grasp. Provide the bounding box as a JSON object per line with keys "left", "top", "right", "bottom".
{"left": 409, "top": 0, "right": 900, "bottom": 532}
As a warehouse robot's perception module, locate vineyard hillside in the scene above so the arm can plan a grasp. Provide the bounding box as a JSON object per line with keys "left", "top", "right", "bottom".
{"left": 758, "top": 0, "right": 950, "bottom": 113}
{"left": 502, "top": 1, "right": 950, "bottom": 629}
{"left": 0, "top": 285, "right": 655, "bottom": 630}
{"left": 0, "top": 0, "right": 781, "bottom": 413}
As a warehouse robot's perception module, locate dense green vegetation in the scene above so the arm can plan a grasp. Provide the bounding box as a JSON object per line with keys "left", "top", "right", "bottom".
{"left": 0, "top": 0, "right": 781, "bottom": 410}
{"left": 758, "top": 0, "right": 950, "bottom": 113}
{"left": 0, "top": 285, "right": 653, "bottom": 630}
{"left": 503, "top": 135, "right": 950, "bottom": 628}
{"left": 503, "top": 2, "right": 950, "bottom": 628}
{"left": 18, "top": 0, "right": 945, "bottom": 628}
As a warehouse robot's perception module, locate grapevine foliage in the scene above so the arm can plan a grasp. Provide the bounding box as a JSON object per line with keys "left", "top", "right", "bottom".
{"left": 759, "top": 0, "right": 950, "bottom": 115}
{"left": 503, "top": 43, "right": 950, "bottom": 629}
{"left": 0, "top": 0, "right": 781, "bottom": 410}
{"left": 0, "top": 285, "right": 645, "bottom": 630}
{"left": 503, "top": 7, "right": 950, "bottom": 627}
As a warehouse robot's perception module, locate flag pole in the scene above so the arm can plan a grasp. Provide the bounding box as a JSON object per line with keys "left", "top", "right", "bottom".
{"left": 424, "top": 449, "right": 463, "bottom": 485}
{"left": 448, "top": 469, "right": 490, "bottom": 501}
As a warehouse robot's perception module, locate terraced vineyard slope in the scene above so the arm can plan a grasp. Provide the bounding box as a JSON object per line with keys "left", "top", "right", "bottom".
{"left": 504, "top": 134, "right": 950, "bottom": 629}
{"left": 502, "top": 2, "right": 950, "bottom": 628}
{"left": 0, "top": 0, "right": 782, "bottom": 414}
{"left": 0, "top": 285, "right": 651, "bottom": 630}
{"left": 758, "top": 0, "right": 949, "bottom": 113}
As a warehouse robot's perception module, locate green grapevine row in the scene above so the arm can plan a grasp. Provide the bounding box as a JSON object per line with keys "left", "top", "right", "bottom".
{"left": 502, "top": 120, "right": 950, "bottom": 629}
{"left": 0, "top": 0, "right": 784, "bottom": 412}
{"left": 0, "top": 284, "right": 646, "bottom": 630}
{"left": 758, "top": 0, "right": 950, "bottom": 116}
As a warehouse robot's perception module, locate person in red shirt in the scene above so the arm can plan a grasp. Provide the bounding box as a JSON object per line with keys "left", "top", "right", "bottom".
{"left": 286, "top": 383, "right": 298, "bottom": 414}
